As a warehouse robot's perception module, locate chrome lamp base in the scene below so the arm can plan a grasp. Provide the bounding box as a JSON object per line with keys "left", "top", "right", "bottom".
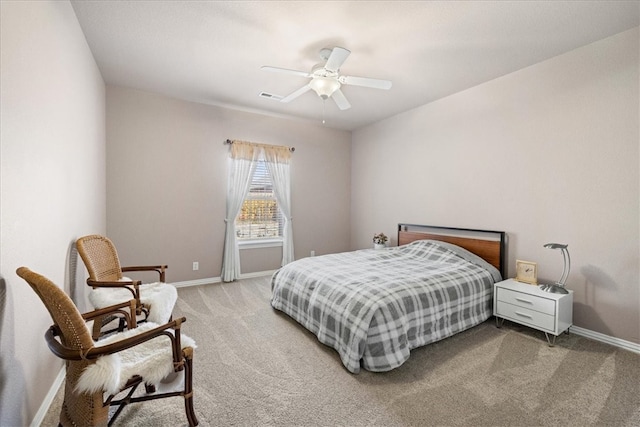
{"left": 539, "top": 283, "right": 569, "bottom": 294}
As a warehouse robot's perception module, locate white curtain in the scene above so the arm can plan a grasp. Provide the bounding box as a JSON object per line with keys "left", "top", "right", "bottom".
{"left": 221, "top": 141, "right": 259, "bottom": 282}
{"left": 264, "top": 145, "right": 294, "bottom": 266}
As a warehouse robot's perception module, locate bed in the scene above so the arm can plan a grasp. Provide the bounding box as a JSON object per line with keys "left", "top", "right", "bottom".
{"left": 270, "top": 224, "right": 507, "bottom": 373}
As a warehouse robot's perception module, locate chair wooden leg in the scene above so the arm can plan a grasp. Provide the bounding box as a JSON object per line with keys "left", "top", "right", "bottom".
{"left": 107, "top": 376, "right": 143, "bottom": 426}
{"left": 183, "top": 349, "right": 198, "bottom": 426}
{"left": 92, "top": 315, "right": 103, "bottom": 340}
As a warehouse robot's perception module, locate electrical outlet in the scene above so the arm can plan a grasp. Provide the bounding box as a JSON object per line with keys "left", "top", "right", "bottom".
{"left": 192, "top": 261, "right": 199, "bottom": 271}
{"left": 310, "top": 250, "right": 315, "bottom": 257}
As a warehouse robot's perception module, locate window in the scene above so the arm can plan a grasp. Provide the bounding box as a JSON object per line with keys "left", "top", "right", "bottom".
{"left": 222, "top": 140, "right": 293, "bottom": 282}
{"left": 235, "top": 159, "right": 283, "bottom": 241}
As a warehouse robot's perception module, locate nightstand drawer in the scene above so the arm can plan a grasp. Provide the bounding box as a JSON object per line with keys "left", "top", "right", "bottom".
{"left": 495, "top": 301, "right": 555, "bottom": 331}
{"left": 497, "top": 287, "right": 555, "bottom": 315}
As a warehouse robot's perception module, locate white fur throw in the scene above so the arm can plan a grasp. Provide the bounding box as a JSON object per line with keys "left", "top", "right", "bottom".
{"left": 76, "top": 322, "right": 196, "bottom": 395}
{"left": 89, "top": 282, "right": 178, "bottom": 324}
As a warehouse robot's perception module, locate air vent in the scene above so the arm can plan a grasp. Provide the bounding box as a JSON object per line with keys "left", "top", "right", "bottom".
{"left": 259, "top": 92, "right": 283, "bottom": 101}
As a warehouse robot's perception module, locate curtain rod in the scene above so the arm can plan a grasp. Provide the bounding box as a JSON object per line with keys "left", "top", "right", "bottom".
{"left": 224, "top": 139, "right": 295, "bottom": 152}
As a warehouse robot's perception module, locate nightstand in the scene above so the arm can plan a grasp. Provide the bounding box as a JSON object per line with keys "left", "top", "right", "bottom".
{"left": 494, "top": 278, "right": 573, "bottom": 346}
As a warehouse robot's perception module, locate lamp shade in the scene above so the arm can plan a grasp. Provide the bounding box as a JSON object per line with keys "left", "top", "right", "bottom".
{"left": 309, "top": 77, "right": 340, "bottom": 99}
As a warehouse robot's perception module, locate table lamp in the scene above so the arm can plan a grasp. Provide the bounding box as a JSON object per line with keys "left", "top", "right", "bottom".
{"left": 539, "top": 243, "right": 570, "bottom": 294}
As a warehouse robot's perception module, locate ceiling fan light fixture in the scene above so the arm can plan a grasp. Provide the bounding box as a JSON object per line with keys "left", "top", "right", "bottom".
{"left": 261, "top": 46, "right": 391, "bottom": 109}
{"left": 309, "top": 77, "right": 340, "bottom": 99}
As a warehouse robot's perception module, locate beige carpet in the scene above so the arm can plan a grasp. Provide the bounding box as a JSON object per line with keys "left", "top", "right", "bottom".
{"left": 42, "top": 276, "right": 640, "bottom": 426}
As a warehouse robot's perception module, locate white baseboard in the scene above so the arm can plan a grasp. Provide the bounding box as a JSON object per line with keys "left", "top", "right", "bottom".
{"left": 171, "top": 270, "right": 275, "bottom": 288}
{"left": 570, "top": 326, "right": 640, "bottom": 354}
{"left": 240, "top": 270, "right": 276, "bottom": 280}
{"left": 172, "top": 277, "right": 221, "bottom": 288}
{"left": 31, "top": 365, "right": 65, "bottom": 427}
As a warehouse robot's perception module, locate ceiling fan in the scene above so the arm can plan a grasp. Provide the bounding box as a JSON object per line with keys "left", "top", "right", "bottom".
{"left": 260, "top": 46, "right": 392, "bottom": 110}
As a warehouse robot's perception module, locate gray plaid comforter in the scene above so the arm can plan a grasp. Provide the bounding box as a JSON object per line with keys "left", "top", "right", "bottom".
{"left": 270, "top": 239, "right": 502, "bottom": 373}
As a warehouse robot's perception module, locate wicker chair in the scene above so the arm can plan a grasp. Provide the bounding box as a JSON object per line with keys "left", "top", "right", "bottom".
{"left": 16, "top": 267, "right": 198, "bottom": 427}
{"left": 76, "top": 234, "right": 177, "bottom": 339}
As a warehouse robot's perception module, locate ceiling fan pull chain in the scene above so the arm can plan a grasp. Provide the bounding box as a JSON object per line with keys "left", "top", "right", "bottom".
{"left": 322, "top": 98, "right": 326, "bottom": 125}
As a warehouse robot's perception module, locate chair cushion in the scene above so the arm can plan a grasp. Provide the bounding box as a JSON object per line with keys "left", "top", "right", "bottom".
{"left": 89, "top": 282, "right": 178, "bottom": 324}
{"left": 76, "top": 322, "right": 196, "bottom": 395}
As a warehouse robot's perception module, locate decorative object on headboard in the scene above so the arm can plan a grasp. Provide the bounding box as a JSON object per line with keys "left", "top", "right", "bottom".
{"left": 397, "top": 224, "right": 507, "bottom": 279}
{"left": 373, "top": 232, "right": 388, "bottom": 249}
{"left": 539, "top": 243, "right": 571, "bottom": 294}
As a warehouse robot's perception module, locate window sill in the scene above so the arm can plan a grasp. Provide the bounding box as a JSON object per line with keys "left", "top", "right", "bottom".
{"left": 238, "top": 239, "right": 283, "bottom": 249}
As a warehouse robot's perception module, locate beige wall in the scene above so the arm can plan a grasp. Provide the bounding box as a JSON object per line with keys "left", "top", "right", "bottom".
{"left": 351, "top": 28, "right": 639, "bottom": 344}
{"left": 106, "top": 86, "right": 351, "bottom": 282}
{"left": 0, "top": 1, "right": 106, "bottom": 425}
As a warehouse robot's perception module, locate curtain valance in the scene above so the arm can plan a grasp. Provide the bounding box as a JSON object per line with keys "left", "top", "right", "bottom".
{"left": 227, "top": 139, "right": 293, "bottom": 163}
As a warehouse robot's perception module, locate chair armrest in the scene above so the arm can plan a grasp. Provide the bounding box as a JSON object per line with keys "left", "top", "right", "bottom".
{"left": 86, "top": 279, "right": 142, "bottom": 288}
{"left": 121, "top": 265, "right": 168, "bottom": 282}
{"left": 86, "top": 279, "right": 140, "bottom": 301}
{"left": 81, "top": 299, "right": 137, "bottom": 329}
{"left": 45, "top": 316, "right": 188, "bottom": 361}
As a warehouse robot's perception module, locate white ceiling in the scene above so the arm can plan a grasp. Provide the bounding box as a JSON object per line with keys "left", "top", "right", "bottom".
{"left": 70, "top": 1, "right": 639, "bottom": 131}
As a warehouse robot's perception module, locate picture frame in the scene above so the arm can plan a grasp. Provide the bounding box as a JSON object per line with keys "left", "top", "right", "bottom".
{"left": 515, "top": 260, "right": 538, "bottom": 285}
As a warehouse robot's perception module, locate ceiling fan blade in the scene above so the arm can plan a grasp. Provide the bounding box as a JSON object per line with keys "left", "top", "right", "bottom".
{"left": 261, "top": 66, "right": 311, "bottom": 78}
{"left": 331, "top": 88, "right": 351, "bottom": 110}
{"left": 341, "top": 75, "right": 392, "bottom": 90}
{"left": 324, "top": 47, "right": 351, "bottom": 72}
{"left": 281, "top": 85, "right": 312, "bottom": 103}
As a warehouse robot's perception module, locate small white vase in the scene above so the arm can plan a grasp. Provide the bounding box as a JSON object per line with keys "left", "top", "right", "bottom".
{"left": 374, "top": 243, "right": 386, "bottom": 249}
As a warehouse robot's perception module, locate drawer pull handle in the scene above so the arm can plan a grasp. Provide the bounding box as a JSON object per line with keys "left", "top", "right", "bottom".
{"left": 515, "top": 311, "right": 533, "bottom": 319}
{"left": 515, "top": 298, "right": 534, "bottom": 304}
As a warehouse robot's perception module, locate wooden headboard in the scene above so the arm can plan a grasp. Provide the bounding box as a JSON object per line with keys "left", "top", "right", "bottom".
{"left": 397, "top": 224, "right": 507, "bottom": 278}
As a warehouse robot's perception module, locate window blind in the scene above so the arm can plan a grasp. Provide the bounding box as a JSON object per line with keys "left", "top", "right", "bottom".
{"left": 236, "top": 159, "right": 283, "bottom": 240}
